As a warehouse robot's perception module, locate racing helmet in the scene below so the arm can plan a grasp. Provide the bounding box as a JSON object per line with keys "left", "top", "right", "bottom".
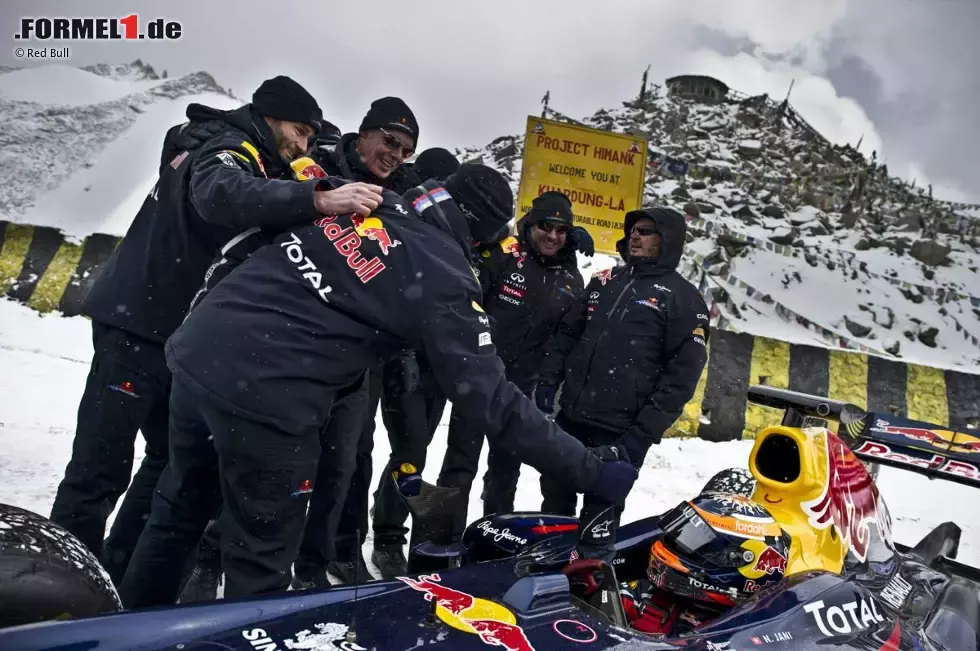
{"left": 648, "top": 492, "right": 791, "bottom": 607}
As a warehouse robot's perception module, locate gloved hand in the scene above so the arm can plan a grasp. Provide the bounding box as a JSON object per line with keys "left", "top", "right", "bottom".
{"left": 568, "top": 226, "right": 595, "bottom": 257}
{"left": 590, "top": 444, "right": 630, "bottom": 465}
{"left": 535, "top": 385, "right": 557, "bottom": 414}
{"left": 585, "top": 449, "right": 638, "bottom": 506}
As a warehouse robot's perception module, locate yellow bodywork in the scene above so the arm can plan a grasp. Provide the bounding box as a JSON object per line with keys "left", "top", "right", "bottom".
{"left": 747, "top": 425, "right": 880, "bottom": 578}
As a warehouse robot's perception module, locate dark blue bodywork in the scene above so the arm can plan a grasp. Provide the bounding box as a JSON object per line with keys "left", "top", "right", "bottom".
{"left": 1, "top": 511, "right": 977, "bottom": 651}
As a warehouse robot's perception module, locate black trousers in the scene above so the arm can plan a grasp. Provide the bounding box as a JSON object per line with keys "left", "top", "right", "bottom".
{"left": 49, "top": 322, "right": 171, "bottom": 585}
{"left": 437, "top": 379, "right": 534, "bottom": 540}
{"left": 371, "top": 362, "right": 447, "bottom": 549}
{"left": 191, "top": 376, "right": 370, "bottom": 581}
{"left": 295, "top": 377, "right": 370, "bottom": 577}
{"left": 539, "top": 411, "right": 624, "bottom": 516}
{"left": 330, "top": 371, "right": 381, "bottom": 564}
{"left": 118, "top": 375, "right": 321, "bottom": 607}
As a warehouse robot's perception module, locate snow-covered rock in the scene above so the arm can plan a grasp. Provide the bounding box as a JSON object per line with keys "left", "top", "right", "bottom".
{"left": 0, "top": 61, "right": 240, "bottom": 239}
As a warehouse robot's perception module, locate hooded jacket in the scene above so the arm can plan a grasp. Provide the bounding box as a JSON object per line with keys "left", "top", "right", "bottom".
{"left": 313, "top": 132, "right": 420, "bottom": 194}
{"left": 164, "top": 183, "right": 604, "bottom": 493}
{"left": 82, "top": 103, "right": 327, "bottom": 343}
{"left": 475, "top": 214, "right": 586, "bottom": 390}
{"left": 538, "top": 208, "right": 709, "bottom": 464}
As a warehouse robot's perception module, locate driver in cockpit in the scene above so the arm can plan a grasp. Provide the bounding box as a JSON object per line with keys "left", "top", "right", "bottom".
{"left": 619, "top": 493, "right": 791, "bottom": 636}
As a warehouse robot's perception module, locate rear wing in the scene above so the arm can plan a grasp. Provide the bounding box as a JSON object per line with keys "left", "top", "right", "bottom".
{"left": 747, "top": 385, "right": 980, "bottom": 491}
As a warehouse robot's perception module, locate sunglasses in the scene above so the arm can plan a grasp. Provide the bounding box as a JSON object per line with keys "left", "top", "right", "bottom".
{"left": 537, "top": 221, "right": 570, "bottom": 235}
{"left": 379, "top": 128, "right": 415, "bottom": 158}
{"left": 632, "top": 225, "right": 658, "bottom": 236}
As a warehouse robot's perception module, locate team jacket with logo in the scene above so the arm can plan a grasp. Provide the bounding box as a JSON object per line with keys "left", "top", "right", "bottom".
{"left": 476, "top": 236, "right": 585, "bottom": 389}
{"left": 164, "top": 190, "right": 604, "bottom": 492}
{"left": 538, "top": 209, "right": 709, "bottom": 464}
{"left": 82, "top": 104, "right": 324, "bottom": 343}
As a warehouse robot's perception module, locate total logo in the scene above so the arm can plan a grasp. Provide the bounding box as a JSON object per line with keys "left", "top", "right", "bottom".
{"left": 803, "top": 596, "right": 885, "bottom": 638}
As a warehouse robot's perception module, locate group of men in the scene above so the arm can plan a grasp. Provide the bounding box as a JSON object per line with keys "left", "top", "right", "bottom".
{"left": 47, "top": 74, "right": 709, "bottom": 609}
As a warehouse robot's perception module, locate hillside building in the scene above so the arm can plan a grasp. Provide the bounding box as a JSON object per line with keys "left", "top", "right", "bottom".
{"left": 666, "top": 75, "right": 729, "bottom": 103}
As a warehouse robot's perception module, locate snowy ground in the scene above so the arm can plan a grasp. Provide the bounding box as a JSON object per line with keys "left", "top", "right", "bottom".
{"left": 1, "top": 296, "right": 979, "bottom": 584}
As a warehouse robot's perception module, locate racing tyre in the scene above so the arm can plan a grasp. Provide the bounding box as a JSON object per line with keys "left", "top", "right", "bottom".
{"left": 701, "top": 468, "right": 755, "bottom": 497}
{"left": 0, "top": 502, "right": 122, "bottom": 629}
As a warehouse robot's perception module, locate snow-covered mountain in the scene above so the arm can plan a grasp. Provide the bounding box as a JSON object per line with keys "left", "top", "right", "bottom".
{"left": 2, "top": 62, "right": 978, "bottom": 373}
{"left": 0, "top": 60, "right": 242, "bottom": 239}
{"left": 457, "top": 81, "right": 980, "bottom": 374}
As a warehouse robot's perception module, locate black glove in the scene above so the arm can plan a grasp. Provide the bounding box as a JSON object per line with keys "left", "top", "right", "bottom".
{"left": 535, "top": 385, "right": 557, "bottom": 414}
{"left": 585, "top": 447, "right": 638, "bottom": 506}
{"left": 568, "top": 226, "right": 595, "bottom": 257}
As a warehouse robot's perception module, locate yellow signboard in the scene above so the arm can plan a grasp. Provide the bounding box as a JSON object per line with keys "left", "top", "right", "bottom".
{"left": 515, "top": 116, "right": 648, "bottom": 256}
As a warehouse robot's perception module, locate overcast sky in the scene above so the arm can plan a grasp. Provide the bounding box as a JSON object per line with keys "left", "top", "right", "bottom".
{"left": 2, "top": 0, "right": 977, "bottom": 202}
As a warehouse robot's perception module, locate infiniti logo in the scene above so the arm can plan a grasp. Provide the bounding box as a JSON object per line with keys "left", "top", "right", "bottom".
{"left": 510, "top": 273, "right": 525, "bottom": 283}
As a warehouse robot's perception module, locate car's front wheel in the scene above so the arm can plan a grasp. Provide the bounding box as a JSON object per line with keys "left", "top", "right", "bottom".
{"left": 0, "top": 502, "right": 122, "bottom": 629}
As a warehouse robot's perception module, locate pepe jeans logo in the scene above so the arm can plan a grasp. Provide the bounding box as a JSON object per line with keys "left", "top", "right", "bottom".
{"left": 477, "top": 520, "right": 528, "bottom": 545}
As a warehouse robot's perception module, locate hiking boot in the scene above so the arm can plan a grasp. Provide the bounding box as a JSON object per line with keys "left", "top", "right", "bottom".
{"left": 371, "top": 545, "right": 407, "bottom": 579}
{"left": 290, "top": 570, "right": 329, "bottom": 591}
{"left": 327, "top": 555, "right": 374, "bottom": 585}
{"left": 178, "top": 562, "right": 222, "bottom": 603}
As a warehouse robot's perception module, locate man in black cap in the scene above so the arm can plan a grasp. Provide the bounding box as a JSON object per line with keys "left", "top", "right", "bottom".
{"left": 117, "top": 164, "right": 639, "bottom": 606}
{"left": 410, "top": 147, "right": 461, "bottom": 184}
{"left": 312, "top": 96, "right": 422, "bottom": 194}
{"left": 535, "top": 206, "right": 709, "bottom": 561}
{"left": 434, "top": 191, "right": 595, "bottom": 542}
{"left": 305, "top": 96, "right": 425, "bottom": 584}
{"left": 50, "top": 74, "right": 384, "bottom": 585}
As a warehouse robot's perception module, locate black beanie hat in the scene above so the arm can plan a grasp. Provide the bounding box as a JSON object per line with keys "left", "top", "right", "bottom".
{"left": 252, "top": 76, "right": 323, "bottom": 131}
{"left": 414, "top": 147, "right": 460, "bottom": 182}
{"left": 444, "top": 164, "right": 514, "bottom": 243}
{"left": 527, "top": 190, "right": 574, "bottom": 225}
{"left": 359, "top": 97, "right": 419, "bottom": 146}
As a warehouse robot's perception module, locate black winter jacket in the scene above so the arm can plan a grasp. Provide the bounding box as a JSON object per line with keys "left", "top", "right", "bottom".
{"left": 165, "top": 185, "right": 603, "bottom": 492}
{"left": 539, "top": 209, "right": 709, "bottom": 464}
{"left": 476, "top": 222, "right": 586, "bottom": 389}
{"left": 82, "top": 103, "right": 325, "bottom": 343}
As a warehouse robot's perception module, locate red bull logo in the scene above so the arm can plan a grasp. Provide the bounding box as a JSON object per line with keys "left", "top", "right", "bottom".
{"left": 351, "top": 215, "right": 401, "bottom": 256}
{"left": 856, "top": 441, "right": 980, "bottom": 483}
{"left": 469, "top": 619, "right": 535, "bottom": 651}
{"left": 753, "top": 546, "right": 787, "bottom": 575}
{"left": 398, "top": 573, "right": 474, "bottom": 615}
{"left": 801, "top": 433, "right": 881, "bottom": 563}
{"left": 397, "top": 574, "right": 535, "bottom": 650}
{"left": 314, "top": 216, "right": 386, "bottom": 284}
{"left": 875, "top": 423, "right": 980, "bottom": 455}
{"left": 290, "top": 156, "right": 327, "bottom": 181}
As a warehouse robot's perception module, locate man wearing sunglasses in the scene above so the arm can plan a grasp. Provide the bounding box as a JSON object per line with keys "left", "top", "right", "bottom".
{"left": 312, "top": 96, "right": 421, "bottom": 195}
{"left": 535, "top": 207, "right": 710, "bottom": 560}
{"left": 304, "top": 96, "right": 424, "bottom": 584}
{"left": 436, "top": 191, "right": 595, "bottom": 542}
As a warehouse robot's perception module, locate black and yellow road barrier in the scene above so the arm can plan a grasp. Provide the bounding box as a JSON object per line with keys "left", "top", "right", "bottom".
{"left": 0, "top": 221, "right": 119, "bottom": 316}
{"left": 670, "top": 329, "right": 980, "bottom": 441}
{"left": 2, "top": 219, "right": 978, "bottom": 440}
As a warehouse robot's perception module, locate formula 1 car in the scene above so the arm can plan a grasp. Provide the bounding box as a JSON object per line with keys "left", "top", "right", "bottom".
{"left": 1, "top": 385, "right": 979, "bottom": 650}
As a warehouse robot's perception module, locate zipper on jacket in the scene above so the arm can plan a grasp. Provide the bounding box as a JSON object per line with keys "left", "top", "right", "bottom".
{"left": 569, "top": 272, "right": 635, "bottom": 413}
